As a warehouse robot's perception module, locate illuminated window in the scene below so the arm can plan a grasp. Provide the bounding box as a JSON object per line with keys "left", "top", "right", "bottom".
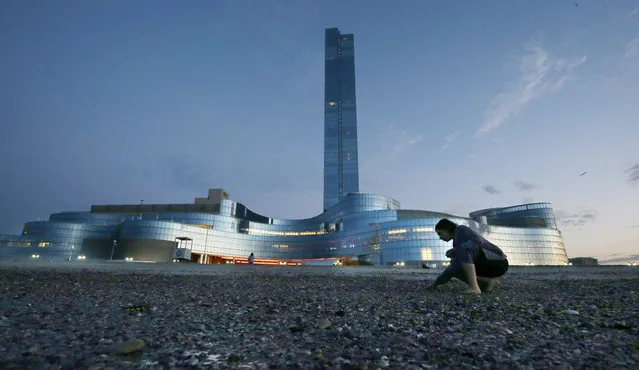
{"left": 247, "top": 228, "right": 327, "bottom": 236}
{"left": 420, "top": 248, "right": 433, "bottom": 261}
{"left": 388, "top": 229, "right": 408, "bottom": 235}
{"left": 328, "top": 102, "right": 337, "bottom": 106}
{"left": 412, "top": 227, "right": 434, "bottom": 233}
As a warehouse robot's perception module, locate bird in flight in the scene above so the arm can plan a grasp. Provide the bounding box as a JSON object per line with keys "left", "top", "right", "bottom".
{"left": 579, "top": 171, "right": 587, "bottom": 177}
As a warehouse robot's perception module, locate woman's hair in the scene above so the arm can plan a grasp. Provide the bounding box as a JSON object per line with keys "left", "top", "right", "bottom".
{"left": 435, "top": 218, "right": 458, "bottom": 233}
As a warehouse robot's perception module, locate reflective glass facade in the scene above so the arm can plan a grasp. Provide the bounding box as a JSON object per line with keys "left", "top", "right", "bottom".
{"left": 324, "top": 28, "right": 359, "bottom": 211}
{"left": 0, "top": 194, "right": 568, "bottom": 266}
{"left": 470, "top": 203, "right": 558, "bottom": 229}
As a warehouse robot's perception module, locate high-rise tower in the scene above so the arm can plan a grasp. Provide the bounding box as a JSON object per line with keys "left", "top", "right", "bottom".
{"left": 323, "top": 28, "right": 360, "bottom": 211}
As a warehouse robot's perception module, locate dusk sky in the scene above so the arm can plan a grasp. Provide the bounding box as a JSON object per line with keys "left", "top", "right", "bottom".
{"left": 1, "top": 1, "right": 638, "bottom": 263}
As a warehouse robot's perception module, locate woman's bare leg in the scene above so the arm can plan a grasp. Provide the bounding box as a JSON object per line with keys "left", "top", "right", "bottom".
{"left": 477, "top": 276, "right": 500, "bottom": 292}
{"left": 461, "top": 263, "right": 482, "bottom": 294}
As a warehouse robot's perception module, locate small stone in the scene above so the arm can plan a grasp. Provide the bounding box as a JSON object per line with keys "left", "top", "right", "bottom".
{"left": 111, "top": 339, "right": 145, "bottom": 355}
{"left": 187, "top": 358, "right": 199, "bottom": 366}
{"left": 335, "top": 356, "right": 348, "bottom": 364}
{"left": 227, "top": 354, "right": 242, "bottom": 363}
{"left": 612, "top": 321, "right": 632, "bottom": 329}
{"left": 289, "top": 325, "right": 304, "bottom": 333}
{"left": 206, "top": 354, "right": 221, "bottom": 363}
{"left": 318, "top": 318, "right": 332, "bottom": 329}
{"left": 563, "top": 309, "right": 579, "bottom": 315}
{"left": 377, "top": 355, "right": 390, "bottom": 368}
{"left": 504, "top": 329, "right": 513, "bottom": 335}
{"left": 45, "top": 354, "right": 62, "bottom": 364}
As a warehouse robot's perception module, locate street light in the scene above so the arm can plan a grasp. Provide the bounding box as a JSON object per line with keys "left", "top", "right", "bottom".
{"left": 370, "top": 223, "right": 383, "bottom": 266}
{"left": 203, "top": 227, "right": 209, "bottom": 264}
{"left": 110, "top": 240, "right": 118, "bottom": 261}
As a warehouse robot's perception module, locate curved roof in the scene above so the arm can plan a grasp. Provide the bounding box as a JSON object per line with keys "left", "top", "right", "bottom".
{"left": 469, "top": 202, "right": 553, "bottom": 217}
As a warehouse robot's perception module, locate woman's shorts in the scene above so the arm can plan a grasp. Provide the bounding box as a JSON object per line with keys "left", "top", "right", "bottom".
{"left": 475, "top": 254, "right": 509, "bottom": 278}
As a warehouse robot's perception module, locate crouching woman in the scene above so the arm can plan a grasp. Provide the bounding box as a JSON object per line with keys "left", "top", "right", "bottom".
{"left": 428, "top": 218, "right": 509, "bottom": 294}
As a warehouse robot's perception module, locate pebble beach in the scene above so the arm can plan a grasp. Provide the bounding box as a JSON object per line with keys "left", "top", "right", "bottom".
{"left": 0, "top": 261, "right": 637, "bottom": 369}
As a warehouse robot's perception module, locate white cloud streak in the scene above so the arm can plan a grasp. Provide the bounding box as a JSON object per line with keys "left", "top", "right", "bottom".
{"left": 382, "top": 123, "right": 425, "bottom": 156}
{"left": 442, "top": 130, "right": 460, "bottom": 149}
{"left": 477, "top": 43, "right": 587, "bottom": 136}
{"left": 624, "top": 38, "right": 639, "bottom": 59}
{"left": 515, "top": 181, "right": 537, "bottom": 192}
{"left": 628, "top": 8, "right": 638, "bottom": 19}
{"left": 360, "top": 123, "right": 426, "bottom": 180}
{"left": 555, "top": 209, "right": 598, "bottom": 229}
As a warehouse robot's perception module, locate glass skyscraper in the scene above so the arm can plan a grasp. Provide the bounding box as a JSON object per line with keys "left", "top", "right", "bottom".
{"left": 323, "top": 28, "right": 360, "bottom": 212}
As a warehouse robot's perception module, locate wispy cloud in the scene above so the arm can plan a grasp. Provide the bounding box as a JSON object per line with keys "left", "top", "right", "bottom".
{"left": 628, "top": 8, "right": 638, "bottom": 19}
{"left": 522, "top": 197, "right": 535, "bottom": 203}
{"left": 477, "top": 42, "right": 587, "bottom": 136}
{"left": 624, "top": 38, "right": 639, "bottom": 59}
{"left": 515, "top": 181, "right": 537, "bottom": 192}
{"left": 482, "top": 185, "right": 501, "bottom": 195}
{"left": 361, "top": 124, "right": 425, "bottom": 181}
{"left": 381, "top": 123, "right": 425, "bottom": 156}
{"left": 442, "top": 130, "right": 460, "bottom": 149}
{"left": 625, "top": 164, "right": 639, "bottom": 185}
{"left": 555, "top": 209, "right": 598, "bottom": 229}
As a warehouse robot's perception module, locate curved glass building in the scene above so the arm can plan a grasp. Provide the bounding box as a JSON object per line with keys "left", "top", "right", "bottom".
{"left": 0, "top": 191, "right": 568, "bottom": 266}
{"left": 0, "top": 28, "right": 569, "bottom": 266}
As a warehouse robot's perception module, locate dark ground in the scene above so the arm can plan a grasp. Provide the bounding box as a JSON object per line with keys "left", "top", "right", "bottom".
{"left": 0, "top": 262, "right": 637, "bottom": 369}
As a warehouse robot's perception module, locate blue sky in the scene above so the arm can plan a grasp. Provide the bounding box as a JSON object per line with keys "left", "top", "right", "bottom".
{"left": 1, "top": 0, "right": 638, "bottom": 263}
